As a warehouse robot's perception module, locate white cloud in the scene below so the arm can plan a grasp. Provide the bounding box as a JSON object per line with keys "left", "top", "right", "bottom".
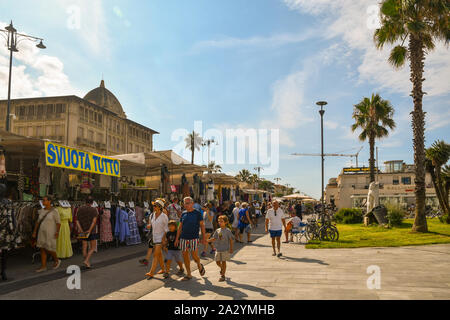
{"left": 191, "top": 29, "right": 315, "bottom": 52}
{"left": 324, "top": 120, "right": 339, "bottom": 130}
{"left": 0, "top": 21, "right": 80, "bottom": 99}
{"left": 284, "top": 0, "right": 450, "bottom": 98}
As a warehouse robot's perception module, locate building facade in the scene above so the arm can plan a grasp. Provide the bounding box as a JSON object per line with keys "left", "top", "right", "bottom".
{"left": 0, "top": 80, "right": 158, "bottom": 155}
{"left": 325, "top": 160, "right": 438, "bottom": 210}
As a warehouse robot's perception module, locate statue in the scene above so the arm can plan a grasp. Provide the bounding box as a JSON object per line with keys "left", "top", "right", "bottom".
{"left": 367, "top": 181, "right": 380, "bottom": 214}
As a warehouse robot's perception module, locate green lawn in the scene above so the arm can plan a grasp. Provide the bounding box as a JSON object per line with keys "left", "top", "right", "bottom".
{"left": 305, "top": 219, "right": 450, "bottom": 249}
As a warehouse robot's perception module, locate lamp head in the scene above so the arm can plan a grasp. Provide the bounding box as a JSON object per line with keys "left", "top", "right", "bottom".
{"left": 316, "top": 101, "right": 328, "bottom": 107}
{"left": 5, "top": 22, "right": 16, "bottom": 33}
{"left": 36, "top": 40, "right": 46, "bottom": 49}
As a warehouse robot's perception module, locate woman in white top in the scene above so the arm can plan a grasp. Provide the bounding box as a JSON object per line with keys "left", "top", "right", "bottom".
{"left": 145, "top": 200, "right": 169, "bottom": 279}
{"left": 232, "top": 202, "right": 241, "bottom": 240}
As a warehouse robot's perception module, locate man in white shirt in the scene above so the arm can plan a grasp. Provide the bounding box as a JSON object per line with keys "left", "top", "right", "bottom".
{"left": 265, "top": 200, "right": 286, "bottom": 257}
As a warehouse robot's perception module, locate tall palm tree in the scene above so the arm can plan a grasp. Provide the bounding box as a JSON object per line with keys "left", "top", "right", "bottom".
{"left": 426, "top": 140, "right": 450, "bottom": 216}
{"left": 184, "top": 131, "right": 202, "bottom": 164}
{"left": 351, "top": 93, "right": 396, "bottom": 182}
{"left": 207, "top": 161, "right": 222, "bottom": 173}
{"left": 374, "top": 0, "right": 449, "bottom": 232}
{"left": 236, "top": 169, "right": 251, "bottom": 183}
{"left": 249, "top": 174, "right": 259, "bottom": 189}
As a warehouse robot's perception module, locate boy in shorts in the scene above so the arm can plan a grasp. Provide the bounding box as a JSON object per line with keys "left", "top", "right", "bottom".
{"left": 208, "top": 215, "right": 234, "bottom": 282}
{"left": 164, "top": 220, "right": 185, "bottom": 277}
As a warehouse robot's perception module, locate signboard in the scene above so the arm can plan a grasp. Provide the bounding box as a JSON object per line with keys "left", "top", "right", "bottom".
{"left": 343, "top": 167, "right": 378, "bottom": 173}
{"left": 45, "top": 141, "right": 120, "bottom": 177}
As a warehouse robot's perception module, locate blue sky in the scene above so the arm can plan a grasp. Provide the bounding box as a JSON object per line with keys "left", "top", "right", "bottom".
{"left": 1, "top": 0, "right": 449, "bottom": 199}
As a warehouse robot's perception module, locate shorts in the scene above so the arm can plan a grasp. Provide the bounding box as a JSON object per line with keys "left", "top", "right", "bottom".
{"left": 269, "top": 230, "right": 282, "bottom": 238}
{"left": 180, "top": 238, "right": 199, "bottom": 252}
{"left": 165, "top": 249, "right": 182, "bottom": 262}
{"left": 205, "top": 228, "right": 214, "bottom": 234}
{"left": 83, "top": 233, "right": 99, "bottom": 241}
{"left": 215, "top": 251, "right": 230, "bottom": 262}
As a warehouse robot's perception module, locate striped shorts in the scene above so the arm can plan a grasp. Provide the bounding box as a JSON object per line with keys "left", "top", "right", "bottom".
{"left": 180, "top": 238, "right": 199, "bottom": 252}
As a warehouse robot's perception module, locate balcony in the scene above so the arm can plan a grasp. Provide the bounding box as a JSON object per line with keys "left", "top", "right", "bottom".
{"left": 77, "top": 137, "right": 96, "bottom": 148}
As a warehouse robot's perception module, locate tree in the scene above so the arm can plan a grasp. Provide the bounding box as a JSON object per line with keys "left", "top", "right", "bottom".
{"left": 249, "top": 174, "right": 260, "bottom": 189}
{"left": 184, "top": 131, "right": 202, "bottom": 164}
{"left": 258, "top": 179, "right": 274, "bottom": 191}
{"left": 236, "top": 169, "right": 251, "bottom": 183}
{"left": 374, "top": 0, "right": 449, "bottom": 232}
{"left": 442, "top": 165, "right": 450, "bottom": 204}
{"left": 426, "top": 140, "right": 450, "bottom": 219}
{"left": 207, "top": 161, "right": 222, "bottom": 173}
{"left": 351, "top": 93, "right": 396, "bottom": 182}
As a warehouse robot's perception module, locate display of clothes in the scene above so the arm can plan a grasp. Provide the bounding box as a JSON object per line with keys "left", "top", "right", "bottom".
{"left": 181, "top": 174, "right": 189, "bottom": 198}
{"left": 0, "top": 200, "right": 22, "bottom": 251}
{"left": 207, "top": 179, "right": 214, "bottom": 201}
{"left": 56, "top": 206, "right": 73, "bottom": 259}
{"left": 100, "top": 208, "right": 113, "bottom": 243}
{"left": 193, "top": 174, "right": 200, "bottom": 199}
{"left": 161, "top": 164, "right": 170, "bottom": 195}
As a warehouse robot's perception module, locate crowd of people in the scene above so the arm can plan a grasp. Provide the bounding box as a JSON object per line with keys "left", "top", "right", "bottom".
{"left": 29, "top": 194, "right": 308, "bottom": 283}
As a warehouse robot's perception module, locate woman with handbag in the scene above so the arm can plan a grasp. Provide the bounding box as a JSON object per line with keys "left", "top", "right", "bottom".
{"left": 32, "top": 195, "right": 61, "bottom": 273}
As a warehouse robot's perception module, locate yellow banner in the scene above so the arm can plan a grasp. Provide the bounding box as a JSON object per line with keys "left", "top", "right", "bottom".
{"left": 45, "top": 141, "right": 120, "bottom": 177}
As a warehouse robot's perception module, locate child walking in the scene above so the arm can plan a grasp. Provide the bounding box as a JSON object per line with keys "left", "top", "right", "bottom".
{"left": 163, "top": 220, "right": 185, "bottom": 278}
{"left": 208, "top": 215, "right": 234, "bottom": 282}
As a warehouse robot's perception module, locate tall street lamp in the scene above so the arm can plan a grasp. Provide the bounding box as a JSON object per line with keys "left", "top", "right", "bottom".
{"left": 316, "top": 100, "right": 328, "bottom": 217}
{"left": 202, "top": 138, "right": 217, "bottom": 171}
{"left": 0, "top": 21, "right": 46, "bottom": 132}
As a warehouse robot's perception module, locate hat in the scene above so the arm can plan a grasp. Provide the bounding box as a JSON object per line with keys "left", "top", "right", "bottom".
{"left": 152, "top": 199, "right": 165, "bottom": 208}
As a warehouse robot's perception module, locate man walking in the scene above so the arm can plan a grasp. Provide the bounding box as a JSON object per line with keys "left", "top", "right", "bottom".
{"left": 175, "top": 197, "right": 206, "bottom": 280}
{"left": 265, "top": 200, "right": 286, "bottom": 257}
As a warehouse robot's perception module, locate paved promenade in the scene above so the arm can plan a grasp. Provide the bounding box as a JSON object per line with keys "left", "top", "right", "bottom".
{"left": 136, "top": 230, "right": 450, "bottom": 300}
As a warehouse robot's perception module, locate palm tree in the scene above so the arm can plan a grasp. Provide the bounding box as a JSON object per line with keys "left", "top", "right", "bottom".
{"left": 426, "top": 140, "right": 450, "bottom": 216}
{"left": 442, "top": 165, "right": 450, "bottom": 207}
{"left": 374, "top": 0, "right": 449, "bottom": 232}
{"left": 207, "top": 161, "right": 222, "bottom": 173}
{"left": 236, "top": 169, "right": 251, "bottom": 183}
{"left": 184, "top": 131, "right": 202, "bottom": 164}
{"left": 351, "top": 93, "right": 396, "bottom": 182}
{"left": 249, "top": 174, "right": 259, "bottom": 189}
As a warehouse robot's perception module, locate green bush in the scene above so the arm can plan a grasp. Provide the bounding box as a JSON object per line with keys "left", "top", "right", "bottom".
{"left": 439, "top": 214, "right": 450, "bottom": 224}
{"left": 387, "top": 209, "right": 404, "bottom": 226}
{"left": 385, "top": 203, "right": 406, "bottom": 227}
{"left": 335, "top": 208, "right": 363, "bottom": 224}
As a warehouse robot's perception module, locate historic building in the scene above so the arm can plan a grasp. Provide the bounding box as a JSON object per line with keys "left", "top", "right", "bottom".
{"left": 325, "top": 160, "right": 438, "bottom": 210}
{"left": 0, "top": 80, "right": 158, "bottom": 155}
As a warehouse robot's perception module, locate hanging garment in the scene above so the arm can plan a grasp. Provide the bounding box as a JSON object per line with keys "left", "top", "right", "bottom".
{"left": 135, "top": 206, "right": 145, "bottom": 227}
{"left": 114, "top": 207, "right": 130, "bottom": 243}
{"left": 126, "top": 209, "right": 141, "bottom": 245}
{"left": 0, "top": 203, "right": 22, "bottom": 250}
{"left": 207, "top": 182, "right": 214, "bottom": 201}
{"left": 100, "top": 209, "right": 113, "bottom": 243}
{"left": 56, "top": 207, "right": 73, "bottom": 259}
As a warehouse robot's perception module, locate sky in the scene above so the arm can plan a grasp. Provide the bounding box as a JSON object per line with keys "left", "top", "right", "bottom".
{"left": 0, "top": 0, "right": 449, "bottom": 199}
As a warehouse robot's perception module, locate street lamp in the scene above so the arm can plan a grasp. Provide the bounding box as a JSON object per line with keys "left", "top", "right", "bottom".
{"left": 316, "top": 100, "right": 328, "bottom": 217}
{"left": 202, "top": 138, "right": 217, "bottom": 171}
{"left": 0, "top": 21, "right": 46, "bottom": 131}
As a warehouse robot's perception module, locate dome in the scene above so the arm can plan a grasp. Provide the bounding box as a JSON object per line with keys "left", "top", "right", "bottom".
{"left": 84, "top": 80, "right": 126, "bottom": 118}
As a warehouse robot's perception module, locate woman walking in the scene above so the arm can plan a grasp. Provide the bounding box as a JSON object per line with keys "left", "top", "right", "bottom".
{"left": 231, "top": 202, "right": 240, "bottom": 240}
{"left": 145, "top": 199, "right": 169, "bottom": 279}
{"left": 32, "top": 196, "right": 61, "bottom": 272}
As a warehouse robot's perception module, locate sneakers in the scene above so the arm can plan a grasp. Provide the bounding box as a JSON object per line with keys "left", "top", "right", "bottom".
{"left": 139, "top": 259, "right": 149, "bottom": 266}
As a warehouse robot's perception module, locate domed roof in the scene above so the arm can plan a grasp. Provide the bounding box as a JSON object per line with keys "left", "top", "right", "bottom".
{"left": 84, "top": 80, "right": 126, "bottom": 118}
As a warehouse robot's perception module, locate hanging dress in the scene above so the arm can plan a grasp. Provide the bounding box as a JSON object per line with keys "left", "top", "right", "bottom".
{"left": 56, "top": 207, "right": 73, "bottom": 258}
{"left": 126, "top": 209, "right": 141, "bottom": 245}
{"left": 0, "top": 203, "right": 22, "bottom": 250}
{"left": 100, "top": 209, "right": 113, "bottom": 243}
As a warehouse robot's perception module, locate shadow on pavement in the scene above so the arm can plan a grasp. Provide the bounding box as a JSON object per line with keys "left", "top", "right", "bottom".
{"left": 278, "top": 256, "right": 329, "bottom": 265}
{"left": 160, "top": 275, "right": 275, "bottom": 299}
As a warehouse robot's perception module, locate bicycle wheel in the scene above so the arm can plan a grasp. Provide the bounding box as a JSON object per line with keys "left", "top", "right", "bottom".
{"left": 306, "top": 225, "right": 319, "bottom": 241}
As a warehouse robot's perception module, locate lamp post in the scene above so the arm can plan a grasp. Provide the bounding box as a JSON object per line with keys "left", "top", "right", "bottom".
{"left": 0, "top": 21, "right": 46, "bottom": 131}
{"left": 316, "top": 101, "right": 328, "bottom": 217}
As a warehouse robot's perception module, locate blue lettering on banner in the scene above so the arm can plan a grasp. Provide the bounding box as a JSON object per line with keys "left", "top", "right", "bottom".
{"left": 47, "top": 143, "right": 56, "bottom": 164}
{"left": 114, "top": 160, "right": 119, "bottom": 175}
{"left": 56, "top": 145, "right": 64, "bottom": 165}
{"left": 79, "top": 152, "right": 85, "bottom": 170}
{"left": 85, "top": 155, "right": 91, "bottom": 170}
{"left": 98, "top": 157, "right": 104, "bottom": 173}
{"left": 92, "top": 155, "right": 99, "bottom": 171}
{"left": 71, "top": 150, "right": 79, "bottom": 168}
{"left": 63, "top": 147, "right": 71, "bottom": 167}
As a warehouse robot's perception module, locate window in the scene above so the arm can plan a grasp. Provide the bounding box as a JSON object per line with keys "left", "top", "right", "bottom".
{"left": 88, "top": 130, "right": 94, "bottom": 140}
{"left": 129, "top": 143, "right": 133, "bottom": 152}
{"left": 18, "top": 106, "right": 26, "bottom": 117}
{"left": 78, "top": 127, "right": 84, "bottom": 138}
{"left": 46, "top": 104, "right": 54, "bottom": 115}
{"left": 28, "top": 105, "right": 35, "bottom": 119}
{"left": 97, "top": 133, "right": 104, "bottom": 143}
{"left": 402, "top": 177, "right": 411, "bottom": 185}
{"left": 393, "top": 177, "right": 399, "bottom": 185}
{"left": 37, "top": 105, "right": 44, "bottom": 119}
{"left": 98, "top": 114, "right": 102, "bottom": 125}
{"left": 56, "top": 104, "right": 63, "bottom": 113}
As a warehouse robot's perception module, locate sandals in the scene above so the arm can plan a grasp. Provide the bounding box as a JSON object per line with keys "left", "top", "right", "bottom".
{"left": 181, "top": 275, "right": 192, "bottom": 281}
{"left": 199, "top": 264, "right": 206, "bottom": 276}
{"left": 219, "top": 275, "right": 226, "bottom": 282}
{"left": 176, "top": 269, "right": 185, "bottom": 276}
{"left": 145, "top": 272, "right": 154, "bottom": 279}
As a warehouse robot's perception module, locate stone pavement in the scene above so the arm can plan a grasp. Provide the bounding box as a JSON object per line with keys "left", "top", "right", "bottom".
{"left": 137, "top": 231, "right": 450, "bottom": 300}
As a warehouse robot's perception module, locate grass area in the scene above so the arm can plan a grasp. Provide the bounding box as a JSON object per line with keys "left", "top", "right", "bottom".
{"left": 305, "top": 219, "right": 450, "bottom": 249}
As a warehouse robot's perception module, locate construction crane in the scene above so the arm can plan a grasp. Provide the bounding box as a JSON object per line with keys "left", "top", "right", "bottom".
{"left": 291, "top": 146, "right": 364, "bottom": 167}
